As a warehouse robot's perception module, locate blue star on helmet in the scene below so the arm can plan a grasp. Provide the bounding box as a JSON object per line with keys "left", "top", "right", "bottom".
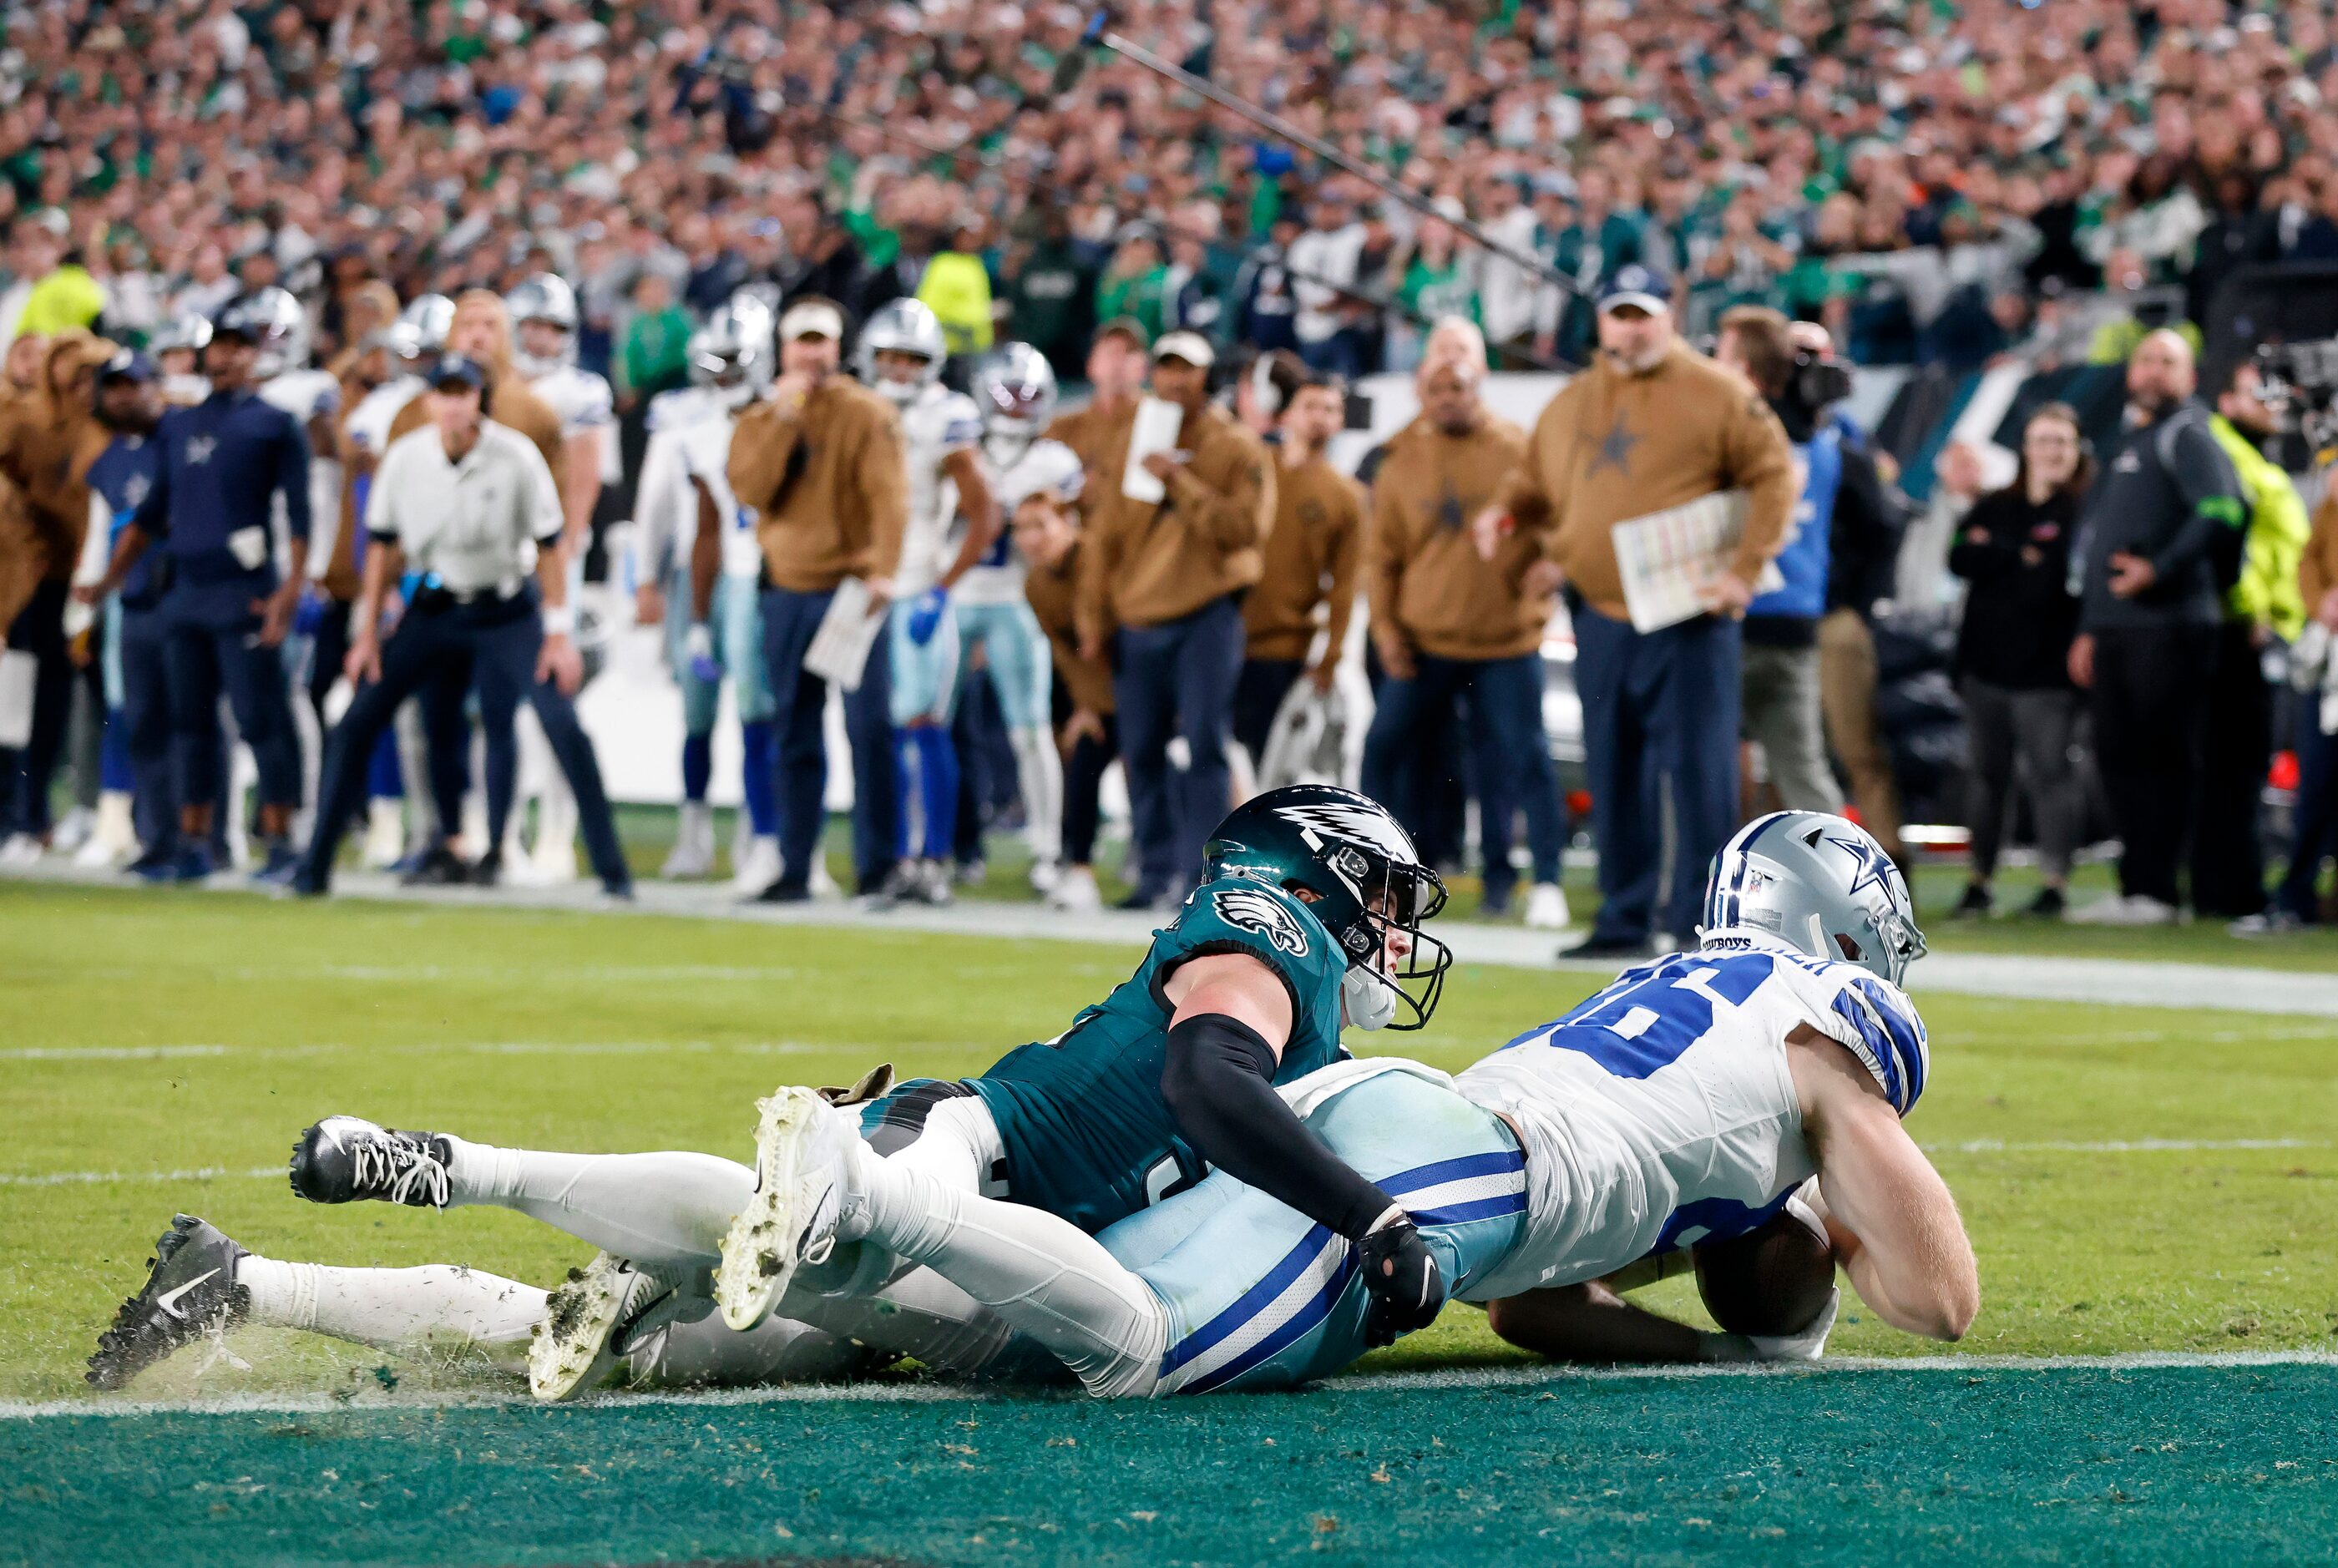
{"left": 1825, "top": 833, "right": 1895, "bottom": 900}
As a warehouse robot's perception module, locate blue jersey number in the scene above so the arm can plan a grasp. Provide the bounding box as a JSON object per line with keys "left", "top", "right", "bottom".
{"left": 1508, "top": 954, "right": 1774, "bottom": 1080}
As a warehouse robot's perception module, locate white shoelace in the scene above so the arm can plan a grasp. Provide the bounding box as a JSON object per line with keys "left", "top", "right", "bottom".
{"left": 352, "top": 1136, "right": 450, "bottom": 1207}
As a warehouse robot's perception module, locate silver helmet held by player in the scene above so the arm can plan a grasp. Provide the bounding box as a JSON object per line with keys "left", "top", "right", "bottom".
{"left": 1701, "top": 810, "right": 1927, "bottom": 988}
{"left": 973, "top": 341, "right": 1057, "bottom": 458}
{"left": 687, "top": 292, "right": 774, "bottom": 402}
{"left": 216, "top": 287, "right": 309, "bottom": 379}
{"left": 853, "top": 297, "right": 946, "bottom": 404}
{"left": 398, "top": 293, "right": 456, "bottom": 357}
{"left": 506, "top": 273, "right": 579, "bottom": 377}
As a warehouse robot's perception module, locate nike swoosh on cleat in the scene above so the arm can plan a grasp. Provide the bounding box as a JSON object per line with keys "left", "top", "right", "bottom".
{"left": 154, "top": 1267, "right": 220, "bottom": 1321}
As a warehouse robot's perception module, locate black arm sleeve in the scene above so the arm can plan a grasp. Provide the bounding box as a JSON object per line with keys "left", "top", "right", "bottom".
{"left": 1160, "top": 1013, "right": 1396, "bottom": 1241}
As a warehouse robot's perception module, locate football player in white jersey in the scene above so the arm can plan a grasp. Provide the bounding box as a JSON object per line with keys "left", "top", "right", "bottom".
{"left": 508, "top": 274, "right": 615, "bottom": 559}
{"left": 959, "top": 342, "right": 1080, "bottom": 898}
{"left": 633, "top": 294, "right": 784, "bottom": 888}
{"left": 856, "top": 299, "right": 996, "bottom": 908}
{"left": 338, "top": 301, "right": 450, "bottom": 867}
{"left": 702, "top": 809, "right": 1975, "bottom": 1396}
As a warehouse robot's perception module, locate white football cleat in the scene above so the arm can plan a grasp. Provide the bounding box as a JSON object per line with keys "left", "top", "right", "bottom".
{"left": 731, "top": 833, "right": 782, "bottom": 893}
{"left": 75, "top": 793, "right": 138, "bottom": 867}
{"left": 529, "top": 1252, "right": 686, "bottom": 1401}
{"left": 1028, "top": 857, "right": 1062, "bottom": 896}
{"left": 807, "top": 848, "right": 843, "bottom": 898}
{"left": 660, "top": 802, "right": 716, "bottom": 879}
{"left": 1049, "top": 864, "right": 1101, "bottom": 913}
{"left": 2068, "top": 893, "right": 2180, "bottom": 927}
{"left": 715, "top": 1088, "right": 863, "bottom": 1332}
{"left": 0, "top": 832, "right": 43, "bottom": 867}
{"left": 1524, "top": 882, "right": 1571, "bottom": 930}
{"left": 48, "top": 806, "right": 94, "bottom": 854}
{"left": 359, "top": 798, "right": 408, "bottom": 869}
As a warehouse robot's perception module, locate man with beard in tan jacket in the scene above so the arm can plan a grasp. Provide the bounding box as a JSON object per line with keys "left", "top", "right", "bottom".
{"left": 1475, "top": 265, "right": 1796, "bottom": 959}
{"left": 1359, "top": 320, "right": 1570, "bottom": 927}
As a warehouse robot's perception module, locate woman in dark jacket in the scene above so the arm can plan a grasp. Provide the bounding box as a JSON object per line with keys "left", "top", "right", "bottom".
{"left": 1947, "top": 403, "right": 2093, "bottom": 918}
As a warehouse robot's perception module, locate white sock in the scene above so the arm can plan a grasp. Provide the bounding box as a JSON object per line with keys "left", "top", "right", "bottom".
{"left": 442, "top": 1138, "right": 754, "bottom": 1272}
{"left": 237, "top": 1256, "right": 543, "bottom": 1369}
{"left": 852, "top": 1157, "right": 1165, "bottom": 1397}
{"left": 1008, "top": 725, "right": 1063, "bottom": 864}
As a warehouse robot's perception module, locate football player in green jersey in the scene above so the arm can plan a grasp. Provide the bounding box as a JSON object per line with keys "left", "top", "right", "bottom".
{"left": 234, "top": 784, "right": 1456, "bottom": 1400}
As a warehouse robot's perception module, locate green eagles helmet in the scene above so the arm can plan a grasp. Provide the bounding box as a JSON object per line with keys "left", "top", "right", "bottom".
{"left": 1202, "top": 783, "right": 1451, "bottom": 1031}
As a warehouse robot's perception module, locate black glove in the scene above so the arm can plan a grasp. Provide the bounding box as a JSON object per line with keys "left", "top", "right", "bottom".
{"left": 1355, "top": 1209, "right": 1446, "bottom": 1347}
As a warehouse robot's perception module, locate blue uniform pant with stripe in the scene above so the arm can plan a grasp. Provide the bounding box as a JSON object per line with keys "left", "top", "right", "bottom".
{"left": 1098, "top": 1067, "right": 1526, "bottom": 1395}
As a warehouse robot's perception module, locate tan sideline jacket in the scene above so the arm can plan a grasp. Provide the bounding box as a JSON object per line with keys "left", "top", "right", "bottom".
{"left": 1245, "top": 448, "right": 1364, "bottom": 665}
{"left": 727, "top": 375, "right": 908, "bottom": 594}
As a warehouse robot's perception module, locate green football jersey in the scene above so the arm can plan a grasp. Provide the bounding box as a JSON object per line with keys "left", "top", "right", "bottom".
{"left": 966, "top": 875, "right": 1351, "bottom": 1234}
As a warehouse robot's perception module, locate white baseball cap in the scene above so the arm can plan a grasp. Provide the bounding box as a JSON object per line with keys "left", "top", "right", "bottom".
{"left": 778, "top": 300, "right": 845, "bottom": 341}
{"left": 1151, "top": 331, "right": 1216, "bottom": 369}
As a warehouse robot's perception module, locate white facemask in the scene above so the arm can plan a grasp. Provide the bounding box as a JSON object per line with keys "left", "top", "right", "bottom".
{"left": 1341, "top": 965, "right": 1398, "bottom": 1032}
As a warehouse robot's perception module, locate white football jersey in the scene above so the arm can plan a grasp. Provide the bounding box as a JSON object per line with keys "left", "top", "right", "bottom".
{"left": 955, "top": 436, "right": 1083, "bottom": 606}
{"left": 261, "top": 367, "right": 340, "bottom": 426}
{"left": 677, "top": 410, "right": 759, "bottom": 579}
{"left": 263, "top": 369, "right": 343, "bottom": 577}
{"left": 531, "top": 363, "right": 620, "bottom": 484}
{"left": 635, "top": 385, "right": 752, "bottom": 578}
{"left": 342, "top": 376, "right": 424, "bottom": 462}
{"left": 1454, "top": 933, "right": 1929, "bottom": 1302}
{"left": 895, "top": 382, "right": 983, "bottom": 596}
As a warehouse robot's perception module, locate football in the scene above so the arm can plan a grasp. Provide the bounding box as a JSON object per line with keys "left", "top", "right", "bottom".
{"left": 1693, "top": 1207, "right": 1839, "bottom": 1338}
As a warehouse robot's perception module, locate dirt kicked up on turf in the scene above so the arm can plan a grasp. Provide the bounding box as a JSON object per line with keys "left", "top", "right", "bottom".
{"left": 7, "top": 1362, "right": 2335, "bottom": 1566}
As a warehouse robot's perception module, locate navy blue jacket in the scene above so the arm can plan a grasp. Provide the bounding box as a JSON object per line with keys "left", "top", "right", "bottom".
{"left": 131, "top": 388, "right": 311, "bottom": 596}
{"left": 84, "top": 432, "right": 164, "bottom": 609}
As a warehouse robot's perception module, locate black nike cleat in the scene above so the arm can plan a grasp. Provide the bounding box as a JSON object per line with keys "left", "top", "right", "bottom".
{"left": 86, "top": 1215, "right": 250, "bottom": 1391}
{"left": 290, "top": 1115, "right": 455, "bottom": 1208}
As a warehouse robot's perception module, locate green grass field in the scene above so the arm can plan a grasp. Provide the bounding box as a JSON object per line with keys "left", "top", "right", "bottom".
{"left": 3, "top": 878, "right": 2335, "bottom": 1564}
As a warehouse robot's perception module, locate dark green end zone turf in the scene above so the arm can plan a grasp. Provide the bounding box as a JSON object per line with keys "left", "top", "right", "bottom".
{"left": 6, "top": 1364, "right": 2334, "bottom": 1566}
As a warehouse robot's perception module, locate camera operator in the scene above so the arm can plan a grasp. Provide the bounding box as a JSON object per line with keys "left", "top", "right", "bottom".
{"left": 2066, "top": 330, "right": 2246, "bottom": 926}
{"left": 1713, "top": 306, "right": 1846, "bottom": 818}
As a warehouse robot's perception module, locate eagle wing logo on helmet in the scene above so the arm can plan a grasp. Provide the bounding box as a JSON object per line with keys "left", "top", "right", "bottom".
{"left": 1213, "top": 887, "right": 1311, "bottom": 958}
{"left": 1273, "top": 801, "right": 1414, "bottom": 862}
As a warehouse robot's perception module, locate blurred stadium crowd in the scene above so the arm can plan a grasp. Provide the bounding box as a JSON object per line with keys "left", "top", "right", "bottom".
{"left": 0, "top": 0, "right": 2335, "bottom": 941}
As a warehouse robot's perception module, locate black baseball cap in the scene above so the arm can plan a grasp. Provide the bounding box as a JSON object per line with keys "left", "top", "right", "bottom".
{"left": 429, "top": 354, "right": 489, "bottom": 392}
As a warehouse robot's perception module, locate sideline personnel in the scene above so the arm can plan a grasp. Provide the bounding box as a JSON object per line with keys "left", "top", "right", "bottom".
{"left": 1480, "top": 266, "right": 1795, "bottom": 958}
{"left": 1364, "top": 326, "right": 1569, "bottom": 925}
{"left": 284, "top": 356, "right": 630, "bottom": 898}
{"left": 728, "top": 296, "right": 908, "bottom": 902}
{"left": 85, "top": 297, "right": 311, "bottom": 878}
{"left": 1077, "top": 331, "right": 1275, "bottom": 905}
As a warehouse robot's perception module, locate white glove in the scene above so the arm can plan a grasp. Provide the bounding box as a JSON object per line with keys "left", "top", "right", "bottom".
{"left": 1699, "top": 1287, "right": 1838, "bottom": 1364}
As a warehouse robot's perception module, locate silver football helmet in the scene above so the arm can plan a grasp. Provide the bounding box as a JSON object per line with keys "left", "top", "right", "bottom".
{"left": 149, "top": 312, "right": 214, "bottom": 359}
{"left": 398, "top": 293, "right": 456, "bottom": 357}
{"left": 972, "top": 341, "right": 1057, "bottom": 458}
{"left": 687, "top": 293, "right": 774, "bottom": 399}
{"left": 506, "top": 273, "right": 579, "bottom": 377}
{"left": 854, "top": 297, "right": 945, "bottom": 404}
{"left": 1701, "top": 811, "right": 1926, "bottom": 989}
{"left": 216, "top": 287, "right": 309, "bottom": 377}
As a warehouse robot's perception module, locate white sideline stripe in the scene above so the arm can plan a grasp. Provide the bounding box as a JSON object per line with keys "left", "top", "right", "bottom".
{"left": 2, "top": 1039, "right": 834, "bottom": 1063}
{"left": 1932, "top": 1137, "right": 2330, "bottom": 1154}
{"left": 11, "top": 858, "right": 2338, "bottom": 1016}
{"left": 8, "top": 1350, "right": 2335, "bottom": 1419}
{"left": 0, "top": 1166, "right": 279, "bottom": 1187}
{"left": 12, "top": 1136, "right": 2322, "bottom": 1191}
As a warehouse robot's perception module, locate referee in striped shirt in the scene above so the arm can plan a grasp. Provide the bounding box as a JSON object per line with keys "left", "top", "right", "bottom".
{"left": 283, "top": 356, "right": 630, "bottom": 898}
